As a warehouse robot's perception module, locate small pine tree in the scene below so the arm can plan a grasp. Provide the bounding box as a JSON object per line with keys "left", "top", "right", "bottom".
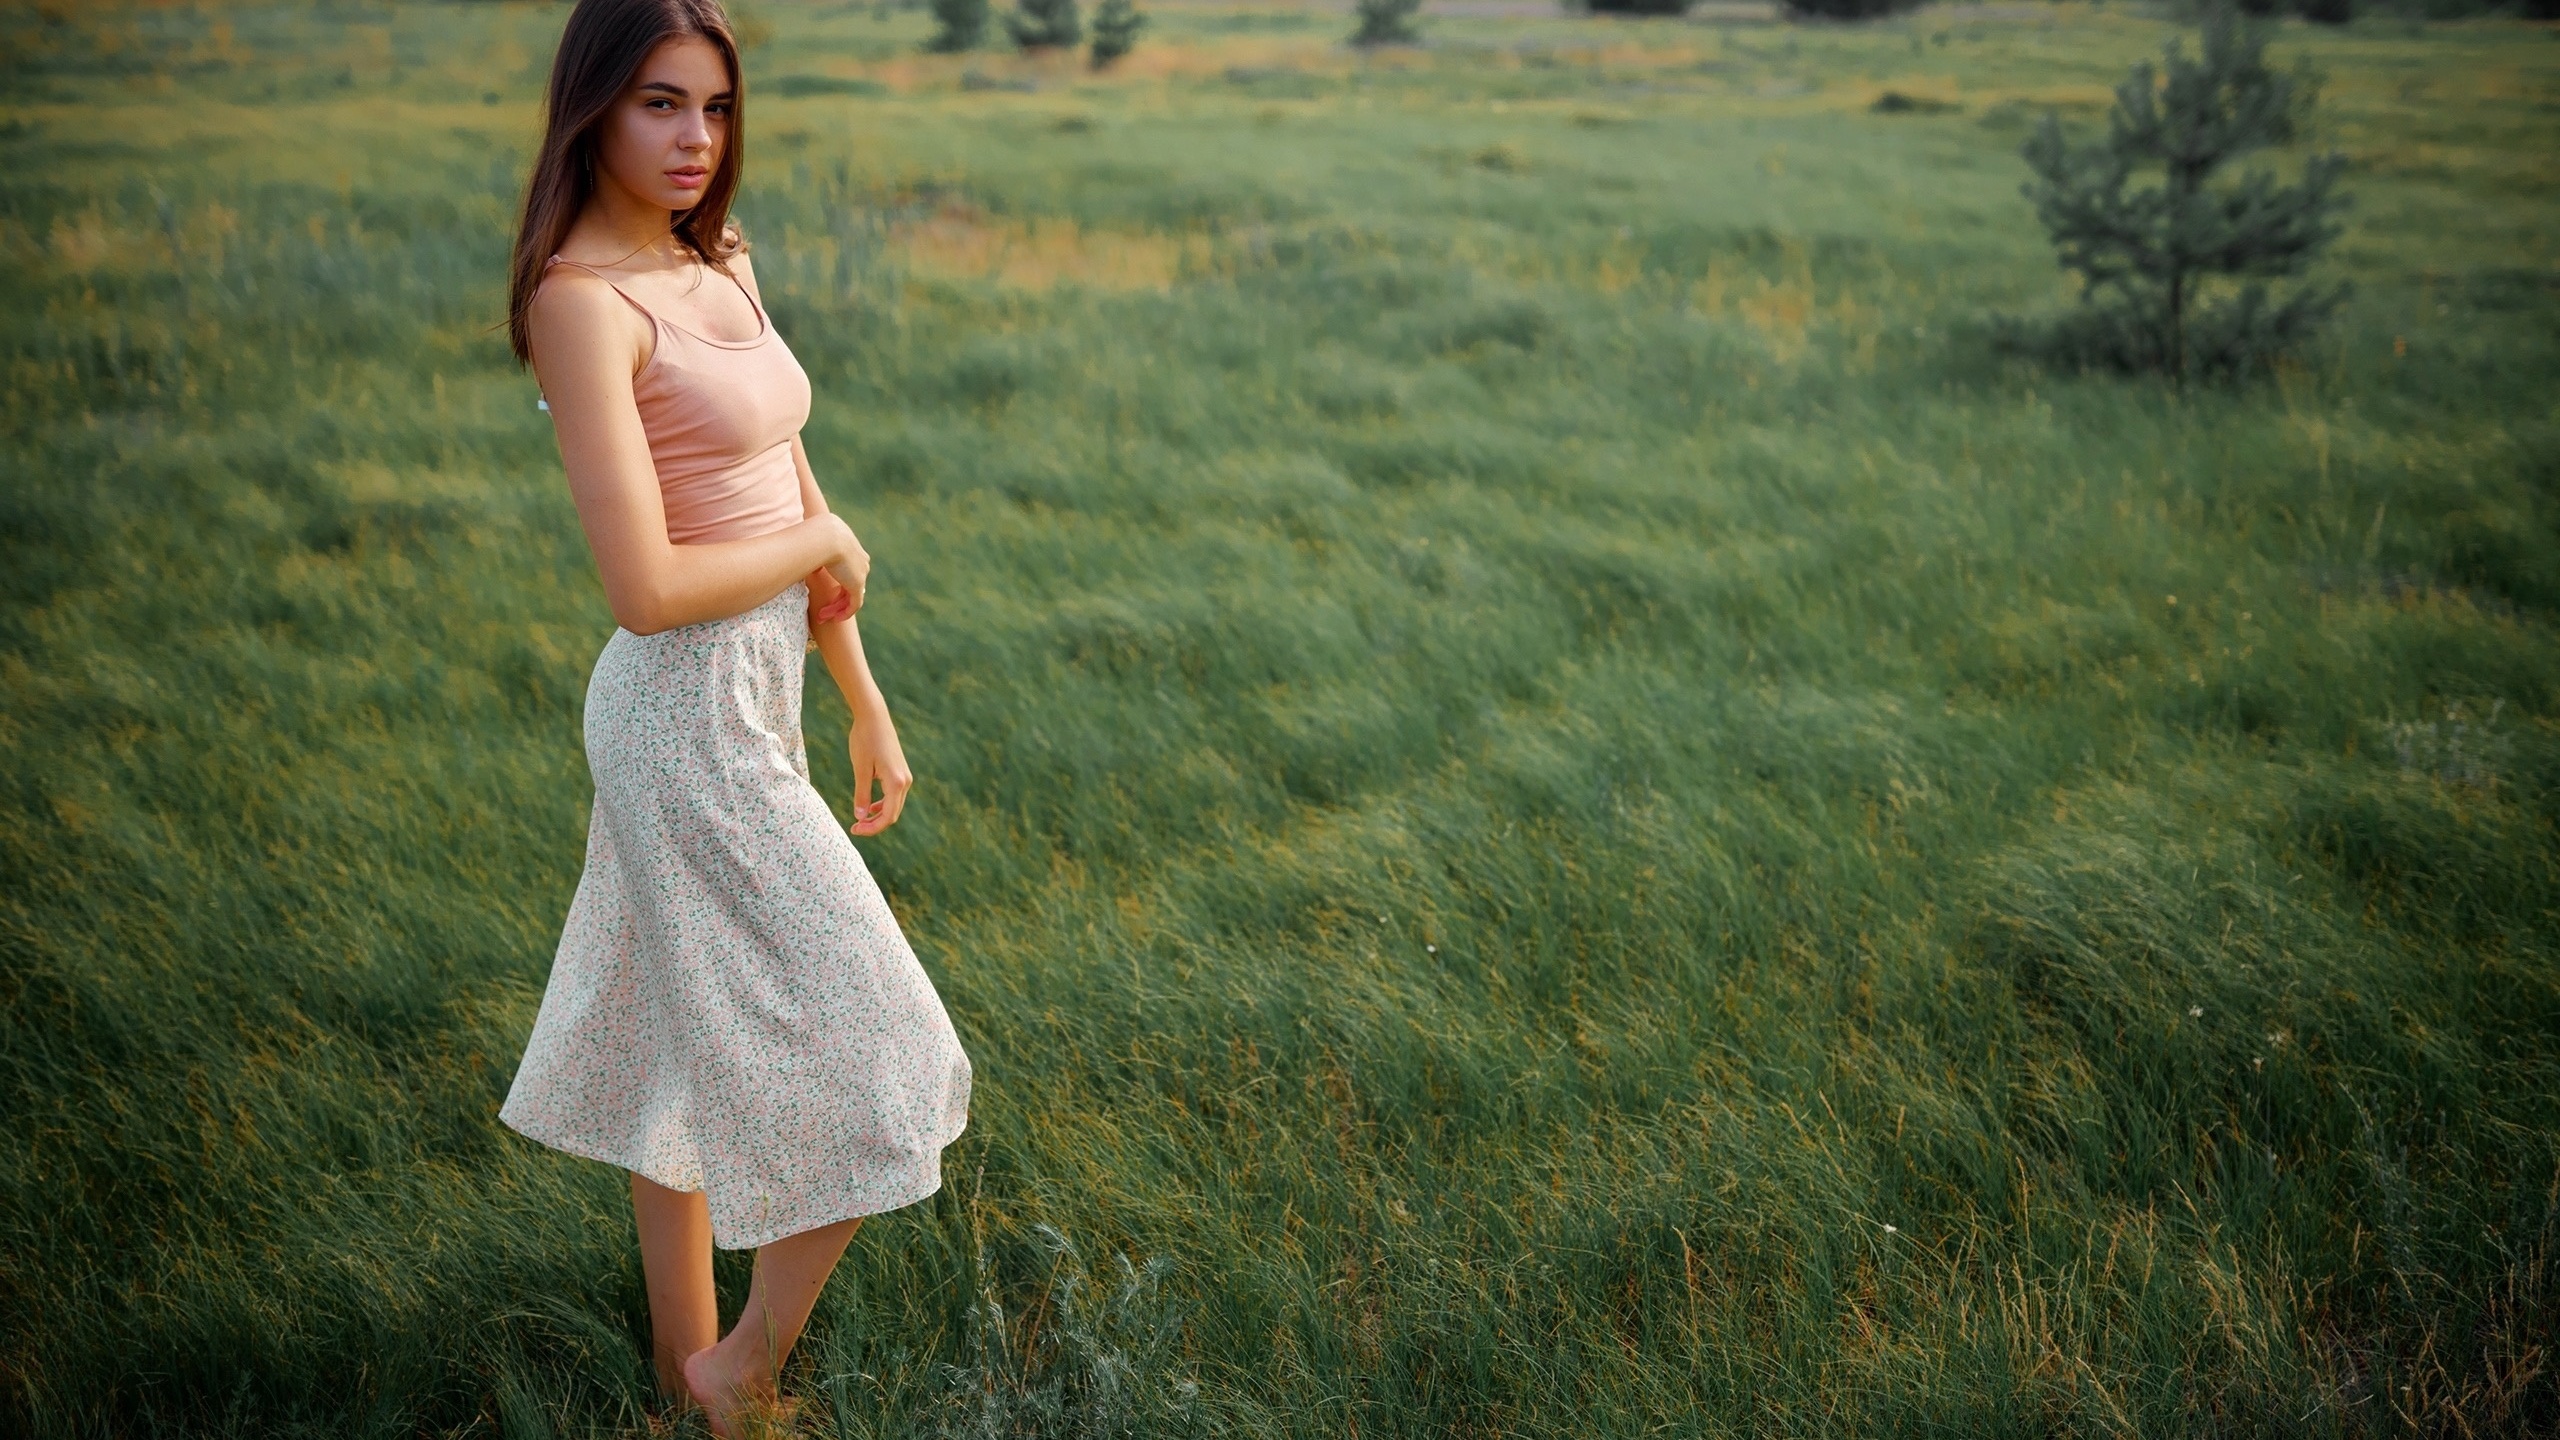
{"left": 1350, "top": 0, "right": 1423, "bottom": 47}
{"left": 1005, "top": 0, "right": 1081, "bottom": 51}
{"left": 1087, "top": 0, "right": 1143, "bottom": 68}
{"left": 2009, "top": 4, "right": 2349, "bottom": 381}
{"left": 925, "top": 0, "right": 988, "bottom": 52}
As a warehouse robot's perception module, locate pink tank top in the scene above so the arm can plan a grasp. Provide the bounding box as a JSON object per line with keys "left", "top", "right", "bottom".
{"left": 543, "top": 256, "right": 814, "bottom": 545}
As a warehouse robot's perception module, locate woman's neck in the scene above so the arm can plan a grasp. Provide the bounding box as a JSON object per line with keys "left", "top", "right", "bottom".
{"left": 568, "top": 175, "right": 688, "bottom": 272}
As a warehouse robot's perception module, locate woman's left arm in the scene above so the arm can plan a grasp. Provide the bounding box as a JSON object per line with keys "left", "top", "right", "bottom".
{"left": 735, "top": 251, "right": 911, "bottom": 834}
{"left": 792, "top": 435, "right": 913, "bottom": 835}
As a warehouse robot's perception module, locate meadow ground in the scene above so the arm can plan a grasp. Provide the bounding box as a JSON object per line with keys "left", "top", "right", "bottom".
{"left": 3, "top": 1, "right": 2558, "bottom": 1435}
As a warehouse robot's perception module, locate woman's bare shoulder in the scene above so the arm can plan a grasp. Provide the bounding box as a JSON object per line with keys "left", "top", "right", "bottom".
{"left": 528, "top": 266, "right": 645, "bottom": 372}
{"left": 529, "top": 264, "right": 632, "bottom": 330}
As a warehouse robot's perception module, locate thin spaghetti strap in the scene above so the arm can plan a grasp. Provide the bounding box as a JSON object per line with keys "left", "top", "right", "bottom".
{"left": 544, "top": 254, "right": 660, "bottom": 328}
{"left": 719, "top": 262, "right": 768, "bottom": 330}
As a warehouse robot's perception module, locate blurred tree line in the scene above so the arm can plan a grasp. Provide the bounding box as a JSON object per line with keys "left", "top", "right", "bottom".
{"left": 905, "top": 0, "right": 2560, "bottom": 55}
{"left": 926, "top": 0, "right": 1141, "bottom": 66}
{"left": 1569, "top": 0, "right": 2554, "bottom": 20}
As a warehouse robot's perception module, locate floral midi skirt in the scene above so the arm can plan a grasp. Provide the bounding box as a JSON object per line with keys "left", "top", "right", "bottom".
{"left": 501, "top": 583, "right": 972, "bottom": 1249}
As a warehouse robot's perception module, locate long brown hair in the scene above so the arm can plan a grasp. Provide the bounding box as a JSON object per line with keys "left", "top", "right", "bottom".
{"left": 507, "top": 0, "right": 746, "bottom": 365}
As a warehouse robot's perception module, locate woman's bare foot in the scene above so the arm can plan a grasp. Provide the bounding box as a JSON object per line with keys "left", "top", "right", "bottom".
{"left": 677, "top": 1217, "right": 860, "bottom": 1436}
{"left": 681, "top": 1344, "right": 800, "bottom": 1439}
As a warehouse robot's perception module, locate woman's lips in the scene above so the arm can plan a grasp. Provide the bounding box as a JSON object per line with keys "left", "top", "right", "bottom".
{"left": 667, "top": 168, "right": 707, "bottom": 190}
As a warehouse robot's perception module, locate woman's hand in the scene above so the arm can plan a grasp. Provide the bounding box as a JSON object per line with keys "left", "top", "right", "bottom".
{"left": 806, "top": 565, "right": 854, "bottom": 626}
{"left": 820, "top": 513, "right": 869, "bottom": 615}
{"left": 847, "top": 700, "right": 911, "bottom": 836}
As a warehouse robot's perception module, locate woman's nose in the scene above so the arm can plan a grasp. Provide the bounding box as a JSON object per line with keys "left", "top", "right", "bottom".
{"left": 678, "top": 108, "right": 711, "bottom": 150}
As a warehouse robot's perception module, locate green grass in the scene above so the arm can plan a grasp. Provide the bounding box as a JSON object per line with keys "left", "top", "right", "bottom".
{"left": 4, "top": 1, "right": 2558, "bottom": 1435}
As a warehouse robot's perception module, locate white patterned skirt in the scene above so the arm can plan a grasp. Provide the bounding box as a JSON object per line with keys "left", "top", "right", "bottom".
{"left": 501, "top": 582, "right": 972, "bottom": 1249}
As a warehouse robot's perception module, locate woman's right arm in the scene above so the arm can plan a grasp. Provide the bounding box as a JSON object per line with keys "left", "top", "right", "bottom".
{"left": 527, "top": 272, "right": 866, "bottom": 635}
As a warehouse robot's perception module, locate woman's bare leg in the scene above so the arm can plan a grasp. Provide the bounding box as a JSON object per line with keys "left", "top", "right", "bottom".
{"left": 682, "top": 1215, "right": 864, "bottom": 1436}
{"left": 630, "top": 1173, "right": 720, "bottom": 1402}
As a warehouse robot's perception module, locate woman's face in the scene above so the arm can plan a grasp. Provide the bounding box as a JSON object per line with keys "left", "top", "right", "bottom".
{"left": 593, "top": 35, "right": 732, "bottom": 213}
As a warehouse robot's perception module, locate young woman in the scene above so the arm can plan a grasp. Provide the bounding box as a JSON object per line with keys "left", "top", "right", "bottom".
{"left": 494, "top": 0, "right": 971, "bottom": 1430}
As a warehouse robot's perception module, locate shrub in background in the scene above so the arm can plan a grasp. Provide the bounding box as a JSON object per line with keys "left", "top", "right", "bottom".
{"left": 926, "top": 0, "right": 989, "bottom": 52}
{"left": 2240, "top": 0, "right": 2354, "bottom": 22}
{"left": 1005, "top": 0, "right": 1081, "bottom": 51}
{"left": 2227, "top": 0, "right": 2531, "bottom": 14}
{"left": 1088, "top": 0, "right": 1143, "bottom": 67}
{"left": 1783, "top": 0, "right": 1934, "bottom": 19}
{"left": 2002, "top": 4, "right": 2349, "bottom": 381}
{"left": 1350, "top": 0, "right": 1424, "bottom": 47}
{"left": 1583, "top": 0, "right": 1697, "bottom": 16}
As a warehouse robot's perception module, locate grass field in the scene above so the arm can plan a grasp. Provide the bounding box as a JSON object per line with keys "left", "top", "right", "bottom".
{"left": 4, "top": 1, "right": 2558, "bottom": 1434}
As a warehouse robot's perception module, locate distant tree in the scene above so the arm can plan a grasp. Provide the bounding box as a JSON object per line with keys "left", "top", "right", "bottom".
{"left": 2005, "top": 4, "right": 2350, "bottom": 382}
{"left": 1088, "top": 0, "right": 1143, "bottom": 66}
{"left": 2257, "top": 0, "right": 2351, "bottom": 21}
{"left": 925, "top": 0, "right": 988, "bottom": 52}
{"left": 1583, "top": 0, "right": 1695, "bottom": 15}
{"left": 1005, "top": 0, "right": 1081, "bottom": 50}
{"left": 1350, "top": 0, "right": 1423, "bottom": 47}
{"left": 1782, "top": 0, "right": 1931, "bottom": 18}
